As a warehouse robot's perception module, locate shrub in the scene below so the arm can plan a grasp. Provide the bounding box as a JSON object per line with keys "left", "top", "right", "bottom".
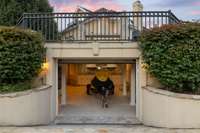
{"left": 140, "top": 23, "right": 200, "bottom": 94}
{"left": 0, "top": 82, "right": 31, "bottom": 93}
{"left": 0, "top": 26, "right": 45, "bottom": 93}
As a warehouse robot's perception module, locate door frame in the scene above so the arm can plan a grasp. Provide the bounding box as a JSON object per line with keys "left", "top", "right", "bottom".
{"left": 52, "top": 58, "right": 141, "bottom": 120}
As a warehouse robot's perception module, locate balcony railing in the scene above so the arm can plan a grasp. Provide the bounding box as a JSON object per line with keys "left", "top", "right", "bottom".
{"left": 17, "top": 11, "right": 180, "bottom": 42}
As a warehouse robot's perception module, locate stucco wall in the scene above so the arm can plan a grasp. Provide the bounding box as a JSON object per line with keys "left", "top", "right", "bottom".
{"left": 0, "top": 85, "right": 52, "bottom": 126}
{"left": 146, "top": 74, "right": 164, "bottom": 89}
{"left": 45, "top": 42, "right": 140, "bottom": 59}
{"left": 142, "top": 86, "right": 200, "bottom": 128}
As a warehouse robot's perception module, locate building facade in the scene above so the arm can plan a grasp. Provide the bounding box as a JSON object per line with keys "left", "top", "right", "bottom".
{"left": 14, "top": 0, "right": 183, "bottom": 127}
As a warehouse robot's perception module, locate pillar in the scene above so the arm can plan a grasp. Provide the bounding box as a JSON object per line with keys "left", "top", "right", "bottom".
{"left": 136, "top": 57, "right": 147, "bottom": 121}
{"left": 130, "top": 64, "right": 136, "bottom": 106}
{"left": 122, "top": 64, "right": 127, "bottom": 96}
{"left": 46, "top": 54, "right": 58, "bottom": 121}
{"left": 61, "top": 64, "right": 67, "bottom": 105}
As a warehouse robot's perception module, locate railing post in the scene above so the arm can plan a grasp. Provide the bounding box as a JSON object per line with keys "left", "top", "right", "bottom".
{"left": 20, "top": 14, "right": 25, "bottom": 29}
{"left": 121, "top": 12, "right": 129, "bottom": 40}
{"left": 168, "top": 10, "right": 172, "bottom": 24}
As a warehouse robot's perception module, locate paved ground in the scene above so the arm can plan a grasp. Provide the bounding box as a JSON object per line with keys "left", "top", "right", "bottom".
{"left": 1, "top": 125, "right": 200, "bottom": 133}
{"left": 56, "top": 86, "right": 139, "bottom": 124}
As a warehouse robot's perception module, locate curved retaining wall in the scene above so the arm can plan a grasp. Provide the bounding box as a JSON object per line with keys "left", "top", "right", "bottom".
{"left": 0, "top": 85, "right": 52, "bottom": 126}
{"left": 142, "top": 86, "right": 200, "bottom": 128}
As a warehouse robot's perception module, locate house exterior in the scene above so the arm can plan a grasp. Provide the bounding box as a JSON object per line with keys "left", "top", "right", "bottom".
{"left": 62, "top": 7, "right": 132, "bottom": 41}
{"left": 14, "top": 0, "right": 186, "bottom": 127}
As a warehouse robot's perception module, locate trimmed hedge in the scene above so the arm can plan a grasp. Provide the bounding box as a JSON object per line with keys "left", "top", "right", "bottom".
{"left": 0, "top": 26, "right": 45, "bottom": 93}
{"left": 140, "top": 23, "right": 200, "bottom": 94}
{"left": 0, "top": 82, "right": 31, "bottom": 93}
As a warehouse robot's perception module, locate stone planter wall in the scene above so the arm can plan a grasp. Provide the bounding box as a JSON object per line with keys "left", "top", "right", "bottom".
{"left": 142, "top": 86, "right": 200, "bottom": 128}
{"left": 0, "top": 85, "right": 52, "bottom": 126}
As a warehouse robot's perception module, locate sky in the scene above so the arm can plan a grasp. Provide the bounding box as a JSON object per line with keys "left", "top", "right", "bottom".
{"left": 49, "top": 0, "right": 200, "bottom": 21}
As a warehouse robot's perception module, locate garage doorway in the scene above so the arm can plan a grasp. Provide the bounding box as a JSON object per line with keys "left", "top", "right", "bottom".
{"left": 55, "top": 59, "right": 139, "bottom": 124}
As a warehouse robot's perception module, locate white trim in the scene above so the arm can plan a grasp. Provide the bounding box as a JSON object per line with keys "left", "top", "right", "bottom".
{"left": 55, "top": 59, "right": 59, "bottom": 116}
{"left": 61, "top": 64, "right": 67, "bottom": 105}
{"left": 47, "top": 57, "right": 59, "bottom": 121}
{"left": 45, "top": 42, "right": 139, "bottom": 49}
{"left": 122, "top": 64, "right": 127, "bottom": 96}
{"left": 130, "top": 64, "right": 136, "bottom": 106}
{"left": 136, "top": 59, "right": 140, "bottom": 119}
{"left": 51, "top": 58, "right": 139, "bottom": 121}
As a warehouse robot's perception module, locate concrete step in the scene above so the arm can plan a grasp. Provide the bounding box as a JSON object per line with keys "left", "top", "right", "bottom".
{"left": 55, "top": 115, "right": 141, "bottom": 125}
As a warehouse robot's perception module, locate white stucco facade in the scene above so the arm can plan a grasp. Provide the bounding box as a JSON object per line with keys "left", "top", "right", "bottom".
{"left": 0, "top": 85, "right": 52, "bottom": 126}
{"left": 45, "top": 42, "right": 140, "bottom": 59}
{"left": 2, "top": 40, "right": 200, "bottom": 128}
{"left": 143, "top": 86, "right": 200, "bottom": 128}
{"left": 2, "top": 0, "right": 196, "bottom": 128}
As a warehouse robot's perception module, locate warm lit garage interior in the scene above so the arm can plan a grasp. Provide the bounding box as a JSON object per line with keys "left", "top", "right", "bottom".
{"left": 55, "top": 60, "right": 140, "bottom": 124}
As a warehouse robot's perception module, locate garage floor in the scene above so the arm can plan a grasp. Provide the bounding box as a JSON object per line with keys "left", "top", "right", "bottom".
{"left": 55, "top": 86, "right": 140, "bottom": 124}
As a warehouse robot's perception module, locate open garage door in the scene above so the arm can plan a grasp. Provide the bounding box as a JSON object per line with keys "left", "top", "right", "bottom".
{"left": 55, "top": 59, "right": 139, "bottom": 124}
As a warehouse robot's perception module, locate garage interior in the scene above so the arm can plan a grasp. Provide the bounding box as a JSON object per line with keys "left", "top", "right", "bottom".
{"left": 55, "top": 60, "right": 140, "bottom": 124}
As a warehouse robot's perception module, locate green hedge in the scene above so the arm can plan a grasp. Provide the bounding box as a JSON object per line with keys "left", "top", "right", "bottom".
{"left": 140, "top": 23, "right": 200, "bottom": 94}
{"left": 0, "top": 82, "right": 31, "bottom": 93}
{"left": 0, "top": 26, "right": 45, "bottom": 93}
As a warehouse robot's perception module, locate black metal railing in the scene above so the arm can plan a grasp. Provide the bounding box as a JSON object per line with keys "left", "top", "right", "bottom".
{"left": 16, "top": 10, "right": 180, "bottom": 42}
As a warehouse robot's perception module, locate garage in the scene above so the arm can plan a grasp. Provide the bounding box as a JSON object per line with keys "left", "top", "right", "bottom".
{"left": 55, "top": 59, "right": 140, "bottom": 124}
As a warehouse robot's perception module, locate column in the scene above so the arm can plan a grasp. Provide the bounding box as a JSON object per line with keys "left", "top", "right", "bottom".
{"left": 136, "top": 57, "right": 147, "bottom": 121}
{"left": 55, "top": 59, "right": 59, "bottom": 116}
{"left": 130, "top": 64, "right": 136, "bottom": 106}
{"left": 61, "top": 64, "right": 67, "bottom": 105}
{"left": 122, "top": 64, "right": 127, "bottom": 96}
{"left": 46, "top": 57, "right": 58, "bottom": 121}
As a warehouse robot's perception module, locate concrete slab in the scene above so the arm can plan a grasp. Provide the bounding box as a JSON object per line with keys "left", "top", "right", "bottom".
{"left": 1, "top": 125, "right": 200, "bottom": 133}
{"left": 56, "top": 86, "right": 138, "bottom": 124}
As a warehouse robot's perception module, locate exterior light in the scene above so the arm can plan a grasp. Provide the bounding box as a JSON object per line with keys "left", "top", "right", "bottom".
{"left": 42, "top": 62, "right": 49, "bottom": 70}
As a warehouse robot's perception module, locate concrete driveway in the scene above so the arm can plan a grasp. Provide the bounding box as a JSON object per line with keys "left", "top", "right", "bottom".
{"left": 0, "top": 125, "right": 200, "bottom": 133}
